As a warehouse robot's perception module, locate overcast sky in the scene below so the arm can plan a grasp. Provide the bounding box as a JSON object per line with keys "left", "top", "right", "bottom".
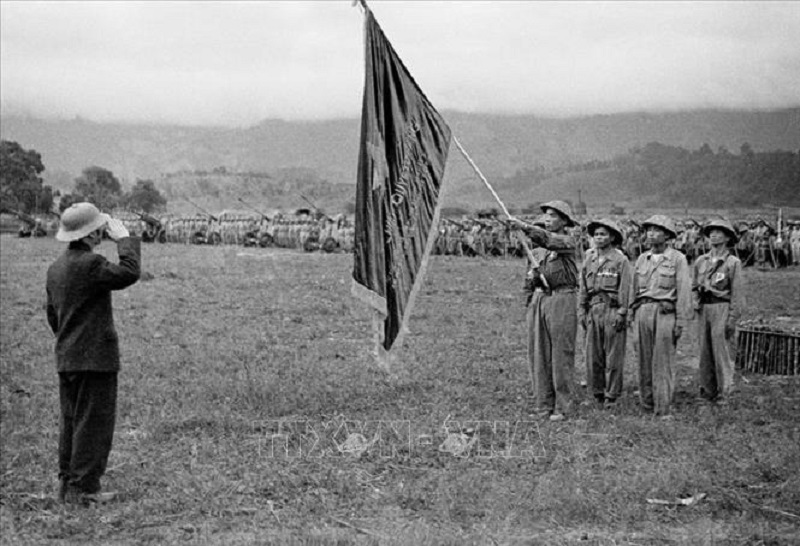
{"left": 2, "top": 1, "right": 799, "bottom": 127}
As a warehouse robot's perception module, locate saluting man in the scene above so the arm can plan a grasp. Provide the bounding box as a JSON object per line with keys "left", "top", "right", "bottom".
{"left": 578, "top": 219, "right": 632, "bottom": 408}
{"left": 513, "top": 200, "right": 581, "bottom": 422}
{"left": 46, "top": 203, "right": 140, "bottom": 505}
{"left": 629, "top": 215, "right": 692, "bottom": 417}
{"left": 693, "top": 218, "right": 745, "bottom": 405}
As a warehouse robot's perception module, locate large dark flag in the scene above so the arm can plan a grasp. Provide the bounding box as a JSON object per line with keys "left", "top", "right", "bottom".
{"left": 352, "top": 9, "right": 452, "bottom": 364}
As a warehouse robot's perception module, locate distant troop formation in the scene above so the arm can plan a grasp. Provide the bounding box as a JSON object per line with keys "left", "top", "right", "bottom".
{"left": 11, "top": 207, "right": 797, "bottom": 268}
{"left": 112, "top": 209, "right": 356, "bottom": 253}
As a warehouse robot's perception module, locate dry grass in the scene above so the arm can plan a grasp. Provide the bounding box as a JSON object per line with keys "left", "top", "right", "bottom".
{"left": 1, "top": 236, "right": 799, "bottom": 545}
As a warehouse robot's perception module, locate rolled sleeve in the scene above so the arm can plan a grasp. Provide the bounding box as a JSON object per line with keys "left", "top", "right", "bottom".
{"left": 525, "top": 226, "right": 576, "bottom": 252}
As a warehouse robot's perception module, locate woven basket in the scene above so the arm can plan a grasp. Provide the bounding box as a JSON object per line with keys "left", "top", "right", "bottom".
{"left": 736, "top": 321, "right": 800, "bottom": 375}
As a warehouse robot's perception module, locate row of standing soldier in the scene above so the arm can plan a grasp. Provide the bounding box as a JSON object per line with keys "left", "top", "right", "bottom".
{"left": 512, "top": 202, "right": 746, "bottom": 421}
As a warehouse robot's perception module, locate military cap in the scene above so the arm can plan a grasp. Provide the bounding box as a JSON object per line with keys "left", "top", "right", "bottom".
{"left": 703, "top": 218, "right": 738, "bottom": 245}
{"left": 56, "top": 202, "right": 109, "bottom": 242}
{"left": 540, "top": 200, "right": 577, "bottom": 227}
{"left": 587, "top": 218, "right": 624, "bottom": 245}
{"left": 642, "top": 214, "right": 678, "bottom": 239}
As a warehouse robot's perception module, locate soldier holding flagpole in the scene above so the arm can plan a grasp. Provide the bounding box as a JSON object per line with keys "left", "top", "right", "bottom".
{"left": 512, "top": 201, "right": 581, "bottom": 422}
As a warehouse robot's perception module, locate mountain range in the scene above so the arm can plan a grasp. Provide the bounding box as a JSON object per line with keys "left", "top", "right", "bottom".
{"left": 2, "top": 108, "right": 798, "bottom": 214}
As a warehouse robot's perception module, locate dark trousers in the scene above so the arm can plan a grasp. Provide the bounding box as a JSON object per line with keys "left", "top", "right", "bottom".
{"left": 59, "top": 372, "right": 117, "bottom": 494}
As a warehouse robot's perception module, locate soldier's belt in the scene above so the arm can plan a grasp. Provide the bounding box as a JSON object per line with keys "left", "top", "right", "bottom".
{"left": 588, "top": 292, "right": 620, "bottom": 307}
{"left": 632, "top": 297, "right": 675, "bottom": 314}
{"left": 535, "top": 286, "right": 577, "bottom": 295}
{"left": 631, "top": 298, "right": 676, "bottom": 315}
{"left": 699, "top": 294, "right": 731, "bottom": 305}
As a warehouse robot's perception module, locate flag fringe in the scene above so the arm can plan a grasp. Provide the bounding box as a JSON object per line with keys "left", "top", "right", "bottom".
{"left": 351, "top": 280, "right": 394, "bottom": 371}
{"left": 351, "top": 278, "right": 388, "bottom": 317}
{"left": 371, "top": 312, "right": 394, "bottom": 372}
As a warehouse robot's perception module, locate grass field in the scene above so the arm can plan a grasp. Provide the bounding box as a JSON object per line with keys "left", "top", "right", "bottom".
{"left": 1, "top": 235, "right": 799, "bottom": 545}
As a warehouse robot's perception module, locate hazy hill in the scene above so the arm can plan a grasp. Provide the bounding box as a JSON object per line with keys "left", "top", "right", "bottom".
{"left": 1, "top": 108, "right": 798, "bottom": 213}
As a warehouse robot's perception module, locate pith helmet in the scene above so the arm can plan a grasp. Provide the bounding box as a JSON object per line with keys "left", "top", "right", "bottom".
{"left": 703, "top": 218, "right": 738, "bottom": 245}
{"left": 540, "top": 200, "right": 577, "bottom": 227}
{"left": 642, "top": 214, "right": 677, "bottom": 239}
{"left": 56, "top": 202, "right": 109, "bottom": 242}
{"left": 587, "top": 218, "right": 623, "bottom": 245}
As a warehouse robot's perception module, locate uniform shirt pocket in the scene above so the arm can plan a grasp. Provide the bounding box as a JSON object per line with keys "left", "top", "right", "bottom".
{"left": 599, "top": 269, "right": 620, "bottom": 291}
{"left": 657, "top": 265, "right": 676, "bottom": 290}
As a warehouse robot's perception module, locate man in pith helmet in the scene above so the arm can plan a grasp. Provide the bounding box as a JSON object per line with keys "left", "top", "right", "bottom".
{"left": 46, "top": 203, "right": 141, "bottom": 506}
{"left": 512, "top": 200, "right": 581, "bottom": 422}
{"left": 693, "top": 218, "right": 746, "bottom": 405}
{"left": 629, "top": 215, "right": 692, "bottom": 417}
{"left": 578, "top": 218, "right": 632, "bottom": 408}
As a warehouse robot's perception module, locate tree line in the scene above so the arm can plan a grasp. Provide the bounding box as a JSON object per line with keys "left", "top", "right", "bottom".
{"left": 0, "top": 140, "right": 167, "bottom": 215}
{"left": 3, "top": 138, "right": 798, "bottom": 217}
{"left": 599, "top": 142, "right": 797, "bottom": 207}
{"left": 501, "top": 142, "right": 799, "bottom": 209}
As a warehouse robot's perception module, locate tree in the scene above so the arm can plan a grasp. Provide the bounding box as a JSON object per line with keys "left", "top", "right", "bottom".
{"left": 38, "top": 185, "right": 55, "bottom": 213}
{"left": 0, "top": 140, "right": 46, "bottom": 213}
{"left": 122, "top": 179, "right": 167, "bottom": 213}
{"left": 58, "top": 193, "right": 82, "bottom": 213}
{"left": 73, "top": 166, "right": 122, "bottom": 211}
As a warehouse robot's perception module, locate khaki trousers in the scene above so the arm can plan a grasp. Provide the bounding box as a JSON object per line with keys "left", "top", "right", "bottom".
{"left": 634, "top": 302, "right": 676, "bottom": 415}
{"left": 697, "top": 303, "right": 735, "bottom": 400}
{"left": 528, "top": 290, "right": 577, "bottom": 414}
{"left": 586, "top": 303, "right": 626, "bottom": 402}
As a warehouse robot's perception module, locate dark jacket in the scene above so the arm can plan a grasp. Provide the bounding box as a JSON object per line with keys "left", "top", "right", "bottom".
{"left": 46, "top": 237, "right": 141, "bottom": 372}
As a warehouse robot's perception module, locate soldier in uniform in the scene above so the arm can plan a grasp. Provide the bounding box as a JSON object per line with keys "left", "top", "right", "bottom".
{"left": 629, "top": 215, "right": 692, "bottom": 417}
{"left": 753, "top": 219, "right": 774, "bottom": 269}
{"left": 693, "top": 218, "right": 745, "bottom": 405}
{"left": 790, "top": 223, "right": 800, "bottom": 266}
{"left": 578, "top": 219, "right": 632, "bottom": 408}
{"left": 512, "top": 201, "right": 581, "bottom": 422}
